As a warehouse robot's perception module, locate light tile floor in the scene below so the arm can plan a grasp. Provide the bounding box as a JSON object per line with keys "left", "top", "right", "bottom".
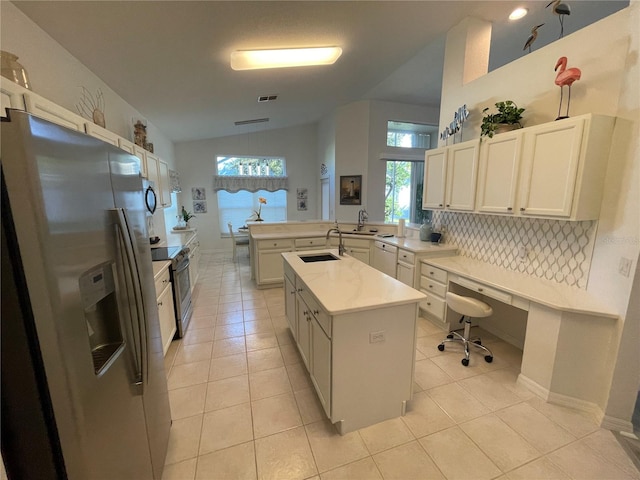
{"left": 161, "top": 252, "right": 640, "bottom": 480}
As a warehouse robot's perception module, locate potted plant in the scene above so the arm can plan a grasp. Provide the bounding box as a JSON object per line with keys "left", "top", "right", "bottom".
{"left": 481, "top": 100, "right": 525, "bottom": 138}
{"left": 178, "top": 205, "right": 195, "bottom": 228}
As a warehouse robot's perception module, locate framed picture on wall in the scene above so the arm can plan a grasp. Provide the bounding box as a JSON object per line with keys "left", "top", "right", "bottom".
{"left": 339, "top": 175, "right": 362, "bottom": 205}
{"left": 193, "top": 201, "right": 207, "bottom": 213}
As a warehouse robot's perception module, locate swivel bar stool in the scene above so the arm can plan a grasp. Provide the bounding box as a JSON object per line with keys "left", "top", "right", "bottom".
{"left": 438, "top": 291, "right": 494, "bottom": 366}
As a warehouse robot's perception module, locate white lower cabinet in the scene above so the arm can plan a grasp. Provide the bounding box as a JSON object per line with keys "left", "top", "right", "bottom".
{"left": 284, "top": 274, "right": 297, "bottom": 338}
{"left": 186, "top": 233, "right": 200, "bottom": 291}
{"left": 329, "top": 237, "right": 370, "bottom": 265}
{"left": 419, "top": 263, "right": 448, "bottom": 326}
{"left": 154, "top": 265, "right": 176, "bottom": 356}
{"left": 396, "top": 248, "right": 415, "bottom": 286}
{"left": 256, "top": 239, "right": 294, "bottom": 287}
{"left": 286, "top": 263, "right": 417, "bottom": 434}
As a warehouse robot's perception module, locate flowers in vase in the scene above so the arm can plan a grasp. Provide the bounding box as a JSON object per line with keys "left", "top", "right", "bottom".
{"left": 253, "top": 197, "right": 267, "bottom": 221}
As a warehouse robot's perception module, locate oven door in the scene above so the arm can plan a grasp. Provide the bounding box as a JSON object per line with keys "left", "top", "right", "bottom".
{"left": 172, "top": 255, "right": 192, "bottom": 337}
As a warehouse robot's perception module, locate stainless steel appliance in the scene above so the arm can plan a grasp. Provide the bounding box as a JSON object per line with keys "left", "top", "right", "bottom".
{"left": 1, "top": 110, "right": 171, "bottom": 479}
{"left": 151, "top": 246, "right": 193, "bottom": 338}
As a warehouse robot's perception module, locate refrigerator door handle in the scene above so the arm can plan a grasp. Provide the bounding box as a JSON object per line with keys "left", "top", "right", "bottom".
{"left": 112, "top": 208, "right": 148, "bottom": 395}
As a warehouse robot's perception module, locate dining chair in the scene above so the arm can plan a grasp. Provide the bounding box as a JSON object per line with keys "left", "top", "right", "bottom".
{"left": 228, "top": 222, "right": 250, "bottom": 261}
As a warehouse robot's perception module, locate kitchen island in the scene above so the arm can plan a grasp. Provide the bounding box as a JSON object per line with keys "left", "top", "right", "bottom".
{"left": 282, "top": 249, "right": 426, "bottom": 434}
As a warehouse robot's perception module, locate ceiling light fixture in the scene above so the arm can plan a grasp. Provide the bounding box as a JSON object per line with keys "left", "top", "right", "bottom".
{"left": 509, "top": 7, "right": 528, "bottom": 20}
{"left": 230, "top": 47, "right": 342, "bottom": 71}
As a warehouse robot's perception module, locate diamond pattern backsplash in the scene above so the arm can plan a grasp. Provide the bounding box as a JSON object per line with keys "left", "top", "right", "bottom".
{"left": 431, "top": 212, "right": 596, "bottom": 288}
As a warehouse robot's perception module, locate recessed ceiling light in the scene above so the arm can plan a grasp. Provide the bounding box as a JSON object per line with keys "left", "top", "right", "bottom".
{"left": 509, "top": 7, "right": 528, "bottom": 20}
{"left": 230, "top": 47, "right": 342, "bottom": 71}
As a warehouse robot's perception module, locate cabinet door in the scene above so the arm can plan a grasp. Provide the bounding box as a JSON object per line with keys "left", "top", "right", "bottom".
{"left": 519, "top": 118, "right": 585, "bottom": 217}
{"left": 296, "top": 298, "right": 311, "bottom": 369}
{"left": 284, "top": 276, "right": 297, "bottom": 338}
{"left": 85, "top": 122, "right": 119, "bottom": 146}
{"left": 422, "top": 148, "right": 447, "bottom": 209}
{"left": 477, "top": 132, "right": 523, "bottom": 214}
{"left": 446, "top": 139, "right": 479, "bottom": 211}
{"left": 24, "top": 92, "right": 86, "bottom": 131}
{"left": 159, "top": 160, "right": 172, "bottom": 208}
{"left": 310, "top": 318, "right": 331, "bottom": 417}
{"left": 396, "top": 262, "right": 415, "bottom": 287}
{"left": 257, "top": 248, "right": 291, "bottom": 284}
{"left": 346, "top": 247, "right": 370, "bottom": 265}
{"left": 134, "top": 145, "right": 148, "bottom": 178}
{"left": 157, "top": 283, "right": 176, "bottom": 356}
{"left": 146, "top": 152, "right": 161, "bottom": 193}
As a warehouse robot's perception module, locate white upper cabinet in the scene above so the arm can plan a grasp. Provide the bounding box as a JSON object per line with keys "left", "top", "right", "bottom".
{"left": 422, "top": 139, "right": 480, "bottom": 211}
{"left": 86, "top": 122, "right": 119, "bottom": 146}
{"left": 23, "top": 91, "right": 86, "bottom": 131}
{"left": 477, "top": 131, "right": 524, "bottom": 214}
{"left": 445, "top": 139, "right": 480, "bottom": 211}
{"left": 146, "top": 152, "right": 160, "bottom": 191}
{"left": 518, "top": 114, "right": 614, "bottom": 220}
{"left": 1, "top": 80, "right": 26, "bottom": 116}
{"left": 422, "top": 148, "right": 447, "bottom": 209}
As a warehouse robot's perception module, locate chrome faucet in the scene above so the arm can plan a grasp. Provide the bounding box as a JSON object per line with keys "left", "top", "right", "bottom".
{"left": 357, "top": 209, "right": 368, "bottom": 231}
{"left": 326, "top": 227, "right": 345, "bottom": 256}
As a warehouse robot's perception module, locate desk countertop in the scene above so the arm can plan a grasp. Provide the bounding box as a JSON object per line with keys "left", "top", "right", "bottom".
{"left": 423, "top": 256, "right": 618, "bottom": 319}
{"left": 283, "top": 249, "right": 425, "bottom": 315}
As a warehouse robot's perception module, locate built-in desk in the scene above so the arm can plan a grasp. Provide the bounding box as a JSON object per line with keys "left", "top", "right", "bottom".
{"left": 422, "top": 256, "right": 620, "bottom": 425}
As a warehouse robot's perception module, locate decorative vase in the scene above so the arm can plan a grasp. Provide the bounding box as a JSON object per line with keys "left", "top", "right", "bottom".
{"left": 0, "top": 50, "right": 31, "bottom": 89}
{"left": 419, "top": 221, "right": 432, "bottom": 242}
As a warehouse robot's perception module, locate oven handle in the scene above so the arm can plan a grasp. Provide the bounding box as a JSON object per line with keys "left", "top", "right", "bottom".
{"left": 112, "top": 208, "right": 147, "bottom": 395}
{"left": 174, "top": 258, "right": 190, "bottom": 275}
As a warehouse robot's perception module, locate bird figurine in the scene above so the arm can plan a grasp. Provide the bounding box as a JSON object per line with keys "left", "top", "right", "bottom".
{"left": 546, "top": 0, "right": 571, "bottom": 38}
{"left": 523, "top": 24, "right": 545, "bottom": 53}
{"left": 554, "top": 56, "right": 581, "bottom": 120}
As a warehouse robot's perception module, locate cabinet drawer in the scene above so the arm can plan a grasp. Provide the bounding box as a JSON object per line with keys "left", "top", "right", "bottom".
{"left": 154, "top": 267, "right": 171, "bottom": 296}
{"left": 257, "top": 239, "right": 294, "bottom": 250}
{"left": 295, "top": 237, "right": 327, "bottom": 249}
{"left": 451, "top": 276, "right": 513, "bottom": 305}
{"left": 397, "top": 249, "right": 415, "bottom": 265}
{"left": 419, "top": 277, "right": 447, "bottom": 297}
{"left": 374, "top": 241, "right": 397, "bottom": 254}
{"left": 420, "top": 263, "right": 448, "bottom": 284}
{"left": 420, "top": 291, "right": 446, "bottom": 321}
{"left": 299, "top": 287, "right": 331, "bottom": 338}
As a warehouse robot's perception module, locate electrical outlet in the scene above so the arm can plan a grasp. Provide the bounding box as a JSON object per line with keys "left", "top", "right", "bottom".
{"left": 370, "top": 331, "right": 385, "bottom": 343}
{"left": 518, "top": 244, "right": 527, "bottom": 262}
{"left": 619, "top": 257, "right": 633, "bottom": 277}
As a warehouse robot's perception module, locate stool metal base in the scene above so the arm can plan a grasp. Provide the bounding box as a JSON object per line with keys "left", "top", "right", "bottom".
{"left": 438, "top": 317, "right": 493, "bottom": 367}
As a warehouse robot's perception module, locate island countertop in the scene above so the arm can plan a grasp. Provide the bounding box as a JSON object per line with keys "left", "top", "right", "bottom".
{"left": 282, "top": 249, "right": 425, "bottom": 315}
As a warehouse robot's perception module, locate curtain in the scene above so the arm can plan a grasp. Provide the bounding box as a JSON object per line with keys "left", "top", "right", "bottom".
{"left": 213, "top": 175, "right": 289, "bottom": 193}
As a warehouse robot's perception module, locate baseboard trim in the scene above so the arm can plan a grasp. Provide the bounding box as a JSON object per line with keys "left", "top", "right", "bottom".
{"left": 602, "top": 415, "right": 635, "bottom": 433}
{"left": 517, "top": 373, "right": 604, "bottom": 424}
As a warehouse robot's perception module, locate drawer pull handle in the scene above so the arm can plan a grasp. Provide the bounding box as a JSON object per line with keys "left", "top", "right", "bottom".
{"left": 429, "top": 285, "right": 433, "bottom": 288}
{"left": 290, "top": 290, "right": 296, "bottom": 294}
{"left": 446, "top": 204, "right": 450, "bottom": 207}
{"left": 520, "top": 208, "right": 526, "bottom": 211}
{"left": 297, "top": 288, "right": 303, "bottom": 292}
{"left": 478, "top": 288, "right": 484, "bottom": 292}
{"left": 427, "top": 302, "right": 431, "bottom": 306}
{"left": 439, "top": 204, "right": 443, "bottom": 207}
{"left": 313, "top": 309, "right": 319, "bottom": 315}
{"left": 157, "top": 301, "right": 162, "bottom": 307}
{"left": 507, "top": 207, "right": 513, "bottom": 211}
{"left": 430, "top": 271, "right": 434, "bottom": 275}
{"left": 303, "top": 310, "right": 308, "bottom": 316}
{"left": 163, "top": 279, "right": 168, "bottom": 284}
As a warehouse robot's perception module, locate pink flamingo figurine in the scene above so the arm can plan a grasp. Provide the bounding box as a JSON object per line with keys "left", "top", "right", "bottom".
{"left": 554, "top": 56, "right": 581, "bottom": 120}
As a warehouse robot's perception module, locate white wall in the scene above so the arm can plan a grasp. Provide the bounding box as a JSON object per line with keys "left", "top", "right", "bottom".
{"left": 439, "top": 3, "right": 640, "bottom": 428}
{"left": 1, "top": 1, "right": 179, "bottom": 234}
{"left": 174, "top": 123, "right": 318, "bottom": 252}
{"left": 317, "top": 113, "right": 337, "bottom": 220}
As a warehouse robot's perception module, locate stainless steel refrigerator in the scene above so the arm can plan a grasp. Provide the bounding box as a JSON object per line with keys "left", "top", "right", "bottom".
{"left": 1, "top": 110, "right": 171, "bottom": 479}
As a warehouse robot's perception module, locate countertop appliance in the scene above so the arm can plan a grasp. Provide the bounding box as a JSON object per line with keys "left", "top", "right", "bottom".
{"left": 1, "top": 110, "right": 171, "bottom": 479}
{"left": 151, "top": 246, "right": 193, "bottom": 338}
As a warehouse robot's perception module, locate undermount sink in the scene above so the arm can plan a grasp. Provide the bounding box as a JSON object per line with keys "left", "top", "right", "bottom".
{"left": 299, "top": 253, "right": 340, "bottom": 263}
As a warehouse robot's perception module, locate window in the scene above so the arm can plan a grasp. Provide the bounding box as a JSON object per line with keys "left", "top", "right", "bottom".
{"left": 214, "top": 156, "right": 288, "bottom": 232}
{"left": 387, "top": 121, "right": 432, "bottom": 148}
{"left": 385, "top": 160, "right": 429, "bottom": 225}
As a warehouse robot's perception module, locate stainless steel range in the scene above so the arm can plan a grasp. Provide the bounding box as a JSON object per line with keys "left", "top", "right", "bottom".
{"left": 151, "top": 246, "right": 192, "bottom": 338}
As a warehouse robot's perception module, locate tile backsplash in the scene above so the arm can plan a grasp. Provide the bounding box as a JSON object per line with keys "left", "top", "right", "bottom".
{"left": 431, "top": 212, "right": 596, "bottom": 289}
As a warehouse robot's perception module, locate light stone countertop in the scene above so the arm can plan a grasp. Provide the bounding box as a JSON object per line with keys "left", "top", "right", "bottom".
{"left": 423, "top": 256, "right": 618, "bottom": 319}
{"left": 152, "top": 260, "right": 171, "bottom": 282}
{"left": 282, "top": 249, "right": 426, "bottom": 315}
{"left": 157, "top": 228, "right": 197, "bottom": 248}
{"left": 251, "top": 230, "right": 457, "bottom": 254}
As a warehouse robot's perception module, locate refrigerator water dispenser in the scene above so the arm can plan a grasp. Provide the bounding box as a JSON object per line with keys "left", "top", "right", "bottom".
{"left": 79, "top": 262, "right": 124, "bottom": 376}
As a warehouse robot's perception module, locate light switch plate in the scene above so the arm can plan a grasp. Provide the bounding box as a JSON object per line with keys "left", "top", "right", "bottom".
{"left": 370, "top": 331, "right": 385, "bottom": 343}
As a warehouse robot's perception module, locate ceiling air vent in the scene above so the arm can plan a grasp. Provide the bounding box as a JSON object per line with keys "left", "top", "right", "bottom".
{"left": 258, "top": 94, "right": 278, "bottom": 102}
{"left": 234, "top": 118, "right": 270, "bottom": 126}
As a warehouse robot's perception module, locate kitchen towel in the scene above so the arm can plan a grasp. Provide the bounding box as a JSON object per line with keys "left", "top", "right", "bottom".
{"left": 397, "top": 218, "right": 405, "bottom": 238}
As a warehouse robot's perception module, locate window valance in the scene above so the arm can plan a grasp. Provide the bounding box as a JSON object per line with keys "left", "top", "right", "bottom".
{"left": 213, "top": 175, "right": 289, "bottom": 193}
